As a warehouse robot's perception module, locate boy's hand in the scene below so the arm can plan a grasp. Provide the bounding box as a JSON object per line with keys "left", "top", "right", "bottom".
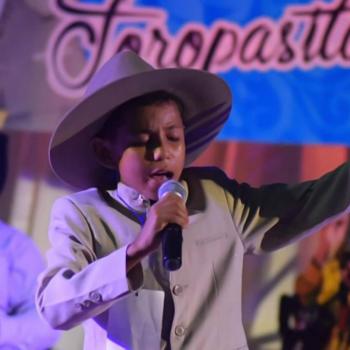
{"left": 126, "top": 193, "right": 188, "bottom": 270}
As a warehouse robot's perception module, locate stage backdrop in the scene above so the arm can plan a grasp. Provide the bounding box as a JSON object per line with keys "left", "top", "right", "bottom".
{"left": 1, "top": 0, "right": 350, "bottom": 145}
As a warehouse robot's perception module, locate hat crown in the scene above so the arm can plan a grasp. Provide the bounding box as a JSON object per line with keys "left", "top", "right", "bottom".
{"left": 85, "top": 50, "right": 154, "bottom": 97}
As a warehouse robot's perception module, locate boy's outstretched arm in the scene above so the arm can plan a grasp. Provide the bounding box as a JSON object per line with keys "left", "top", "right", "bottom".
{"left": 225, "top": 162, "right": 350, "bottom": 253}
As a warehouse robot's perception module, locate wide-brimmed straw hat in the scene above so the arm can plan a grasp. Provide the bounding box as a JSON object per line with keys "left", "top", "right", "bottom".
{"left": 49, "top": 50, "right": 232, "bottom": 189}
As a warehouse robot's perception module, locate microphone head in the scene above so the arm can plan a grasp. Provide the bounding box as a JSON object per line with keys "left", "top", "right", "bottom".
{"left": 158, "top": 180, "right": 187, "bottom": 200}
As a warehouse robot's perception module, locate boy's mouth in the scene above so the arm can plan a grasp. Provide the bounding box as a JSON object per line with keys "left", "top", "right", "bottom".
{"left": 150, "top": 170, "right": 173, "bottom": 180}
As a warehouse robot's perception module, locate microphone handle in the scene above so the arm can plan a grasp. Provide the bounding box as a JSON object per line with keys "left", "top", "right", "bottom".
{"left": 162, "top": 223, "right": 183, "bottom": 271}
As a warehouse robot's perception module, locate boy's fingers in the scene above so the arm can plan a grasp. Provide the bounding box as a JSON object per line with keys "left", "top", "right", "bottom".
{"left": 159, "top": 192, "right": 186, "bottom": 205}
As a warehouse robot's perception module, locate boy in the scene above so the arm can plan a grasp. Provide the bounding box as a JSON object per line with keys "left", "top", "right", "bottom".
{"left": 37, "top": 50, "right": 350, "bottom": 350}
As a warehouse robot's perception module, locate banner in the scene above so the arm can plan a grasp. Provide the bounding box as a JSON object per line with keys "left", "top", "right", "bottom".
{"left": 1, "top": 0, "right": 350, "bottom": 144}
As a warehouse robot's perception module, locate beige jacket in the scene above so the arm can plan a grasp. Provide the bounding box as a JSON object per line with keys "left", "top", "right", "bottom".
{"left": 36, "top": 165, "right": 350, "bottom": 350}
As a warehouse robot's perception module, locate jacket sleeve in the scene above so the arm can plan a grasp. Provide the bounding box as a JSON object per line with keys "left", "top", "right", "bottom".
{"left": 36, "top": 196, "right": 143, "bottom": 330}
{"left": 224, "top": 162, "right": 350, "bottom": 253}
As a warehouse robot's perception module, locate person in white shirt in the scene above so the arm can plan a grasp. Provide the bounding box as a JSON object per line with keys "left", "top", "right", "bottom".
{"left": 0, "top": 132, "right": 60, "bottom": 349}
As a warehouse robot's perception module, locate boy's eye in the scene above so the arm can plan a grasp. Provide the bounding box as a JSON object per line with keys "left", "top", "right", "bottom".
{"left": 166, "top": 130, "right": 183, "bottom": 142}
{"left": 167, "top": 135, "right": 180, "bottom": 142}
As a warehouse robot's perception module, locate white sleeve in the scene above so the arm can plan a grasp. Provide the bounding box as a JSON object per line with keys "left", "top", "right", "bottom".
{"left": 0, "top": 227, "right": 60, "bottom": 349}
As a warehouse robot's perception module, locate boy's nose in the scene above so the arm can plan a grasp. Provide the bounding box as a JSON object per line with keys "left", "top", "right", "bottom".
{"left": 149, "top": 134, "right": 170, "bottom": 161}
{"left": 153, "top": 146, "right": 166, "bottom": 161}
{"left": 153, "top": 139, "right": 172, "bottom": 160}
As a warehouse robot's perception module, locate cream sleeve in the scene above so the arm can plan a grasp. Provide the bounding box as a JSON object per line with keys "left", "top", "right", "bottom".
{"left": 36, "top": 197, "right": 143, "bottom": 330}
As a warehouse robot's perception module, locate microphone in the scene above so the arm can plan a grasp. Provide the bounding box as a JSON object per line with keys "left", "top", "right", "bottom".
{"left": 158, "top": 180, "right": 187, "bottom": 271}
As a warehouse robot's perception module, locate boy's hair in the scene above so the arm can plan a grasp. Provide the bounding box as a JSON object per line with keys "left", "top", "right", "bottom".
{"left": 96, "top": 90, "right": 185, "bottom": 140}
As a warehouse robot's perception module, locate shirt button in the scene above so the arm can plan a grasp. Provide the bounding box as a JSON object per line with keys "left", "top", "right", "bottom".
{"left": 172, "top": 284, "right": 183, "bottom": 296}
{"left": 83, "top": 300, "right": 92, "bottom": 308}
{"left": 74, "top": 303, "right": 83, "bottom": 311}
{"left": 174, "top": 325, "right": 186, "bottom": 337}
{"left": 89, "top": 291, "right": 102, "bottom": 303}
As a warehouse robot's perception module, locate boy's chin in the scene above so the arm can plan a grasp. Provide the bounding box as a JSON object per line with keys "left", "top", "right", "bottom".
{"left": 144, "top": 186, "right": 159, "bottom": 201}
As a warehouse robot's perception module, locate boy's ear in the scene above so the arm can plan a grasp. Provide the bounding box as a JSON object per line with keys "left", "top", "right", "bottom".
{"left": 91, "top": 137, "right": 117, "bottom": 169}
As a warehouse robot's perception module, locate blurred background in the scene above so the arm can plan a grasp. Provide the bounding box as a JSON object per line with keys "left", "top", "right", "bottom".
{"left": 1, "top": 0, "right": 350, "bottom": 349}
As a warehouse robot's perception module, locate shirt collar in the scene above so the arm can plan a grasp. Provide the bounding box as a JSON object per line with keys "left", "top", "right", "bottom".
{"left": 111, "top": 180, "right": 189, "bottom": 214}
{"left": 112, "top": 182, "right": 151, "bottom": 213}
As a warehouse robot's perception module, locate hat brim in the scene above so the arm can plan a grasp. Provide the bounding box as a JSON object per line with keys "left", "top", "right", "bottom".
{"left": 50, "top": 68, "right": 232, "bottom": 189}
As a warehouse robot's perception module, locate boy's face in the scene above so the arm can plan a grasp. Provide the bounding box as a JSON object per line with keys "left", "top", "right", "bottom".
{"left": 107, "top": 100, "right": 186, "bottom": 200}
